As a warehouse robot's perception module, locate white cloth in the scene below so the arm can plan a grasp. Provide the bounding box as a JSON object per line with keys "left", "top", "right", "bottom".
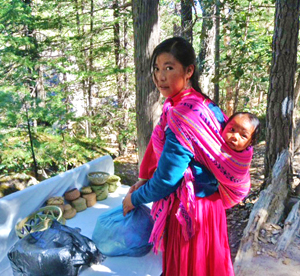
{"left": 0, "top": 155, "right": 162, "bottom": 276}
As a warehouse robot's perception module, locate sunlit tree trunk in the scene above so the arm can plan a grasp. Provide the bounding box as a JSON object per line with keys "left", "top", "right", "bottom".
{"left": 132, "top": 0, "right": 160, "bottom": 165}
{"left": 222, "top": 5, "right": 234, "bottom": 116}
{"left": 75, "top": 0, "right": 92, "bottom": 138}
{"left": 181, "top": 0, "right": 193, "bottom": 43}
{"left": 294, "top": 72, "right": 300, "bottom": 105}
{"left": 113, "top": 0, "right": 121, "bottom": 98}
{"left": 121, "top": 0, "right": 130, "bottom": 155}
{"left": 214, "top": 1, "right": 220, "bottom": 104}
{"left": 233, "top": 1, "right": 251, "bottom": 113}
{"left": 173, "top": 2, "right": 181, "bottom": 36}
{"left": 198, "top": 0, "right": 216, "bottom": 99}
{"left": 24, "top": 0, "right": 39, "bottom": 177}
{"left": 86, "top": 0, "right": 94, "bottom": 138}
{"left": 225, "top": 77, "right": 234, "bottom": 117}
{"left": 113, "top": 0, "right": 123, "bottom": 154}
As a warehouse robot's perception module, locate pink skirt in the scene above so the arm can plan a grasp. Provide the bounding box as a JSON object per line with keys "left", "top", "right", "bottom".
{"left": 162, "top": 192, "right": 234, "bottom": 276}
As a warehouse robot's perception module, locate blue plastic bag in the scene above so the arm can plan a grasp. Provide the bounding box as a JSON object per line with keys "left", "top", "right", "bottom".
{"left": 92, "top": 204, "right": 154, "bottom": 257}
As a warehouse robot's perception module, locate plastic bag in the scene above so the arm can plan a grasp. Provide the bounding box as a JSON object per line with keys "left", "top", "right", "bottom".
{"left": 8, "top": 220, "right": 103, "bottom": 276}
{"left": 92, "top": 204, "right": 154, "bottom": 257}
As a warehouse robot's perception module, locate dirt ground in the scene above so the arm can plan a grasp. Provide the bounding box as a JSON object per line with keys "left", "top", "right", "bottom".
{"left": 114, "top": 142, "right": 300, "bottom": 275}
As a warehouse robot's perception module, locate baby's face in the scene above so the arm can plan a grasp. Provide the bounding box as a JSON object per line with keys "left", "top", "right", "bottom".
{"left": 222, "top": 115, "right": 255, "bottom": 152}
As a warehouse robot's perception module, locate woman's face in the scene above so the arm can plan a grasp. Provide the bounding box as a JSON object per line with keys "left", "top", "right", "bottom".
{"left": 152, "top": 52, "right": 194, "bottom": 98}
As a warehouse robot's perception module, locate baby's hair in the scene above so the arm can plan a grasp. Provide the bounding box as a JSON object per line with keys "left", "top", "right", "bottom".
{"left": 150, "top": 37, "right": 203, "bottom": 94}
{"left": 227, "top": 112, "right": 260, "bottom": 146}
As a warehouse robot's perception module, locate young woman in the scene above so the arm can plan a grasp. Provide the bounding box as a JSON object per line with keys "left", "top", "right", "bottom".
{"left": 123, "top": 37, "right": 257, "bottom": 276}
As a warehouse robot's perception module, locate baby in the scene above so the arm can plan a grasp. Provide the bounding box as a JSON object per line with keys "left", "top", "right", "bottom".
{"left": 222, "top": 112, "right": 260, "bottom": 152}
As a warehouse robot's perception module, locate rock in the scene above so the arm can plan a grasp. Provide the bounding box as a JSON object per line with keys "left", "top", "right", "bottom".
{"left": 267, "top": 251, "right": 278, "bottom": 258}
{"left": 282, "top": 258, "right": 291, "bottom": 265}
{"left": 0, "top": 174, "right": 39, "bottom": 198}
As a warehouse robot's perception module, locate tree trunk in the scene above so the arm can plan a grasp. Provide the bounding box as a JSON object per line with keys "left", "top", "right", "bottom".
{"left": 225, "top": 78, "right": 234, "bottom": 117}
{"left": 198, "top": 0, "right": 216, "bottom": 99}
{"left": 293, "top": 73, "right": 300, "bottom": 153}
{"left": 113, "top": 0, "right": 121, "bottom": 99}
{"left": 173, "top": 2, "right": 181, "bottom": 36}
{"left": 233, "top": 80, "right": 241, "bottom": 113}
{"left": 264, "top": 0, "right": 299, "bottom": 187}
{"left": 181, "top": 0, "right": 193, "bottom": 44}
{"left": 132, "top": 0, "right": 160, "bottom": 165}
{"left": 233, "top": 2, "right": 250, "bottom": 113}
{"left": 25, "top": 102, "right": 38, "bottom": 179}
{"left": 121, "top": 0, "right": 130, "bottom": 155}
{"left": 87, "top": 0, "right": 94, "bottom": 139}
{"left": 113, "top": 0, "right": 124, "bottom": 155}
{"left": 213, "top": 1, "right": 220, "bottom": 105}
{"left": 294, "top": 72, "right": 300, "bottom": 105}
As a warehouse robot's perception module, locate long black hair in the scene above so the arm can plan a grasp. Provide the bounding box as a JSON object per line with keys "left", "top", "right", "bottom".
{"left": 150, "top": 37, "right": 202, "bottom": 94}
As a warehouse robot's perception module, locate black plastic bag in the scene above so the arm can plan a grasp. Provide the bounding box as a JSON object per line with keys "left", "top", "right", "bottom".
{"left": 8, "top": 220, "right": 103, "bottom": 276}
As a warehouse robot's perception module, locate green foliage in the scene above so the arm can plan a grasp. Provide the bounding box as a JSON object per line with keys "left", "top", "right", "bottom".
{"left": 0, "top": 0, "right": 135, "bottom": 179}
{"left": 0, "top": 0, "right": 281, "bottom": 182}
{"left": 218, "top": 0, "right": 274, "bottom": 112}
{"left": 0, "top": 128, "right": 107, "bottom": 176}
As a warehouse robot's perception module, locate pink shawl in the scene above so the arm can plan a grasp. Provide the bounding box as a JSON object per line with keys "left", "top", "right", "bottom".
{"left": 148, "top": 89, "right": 253, "bottom": 253}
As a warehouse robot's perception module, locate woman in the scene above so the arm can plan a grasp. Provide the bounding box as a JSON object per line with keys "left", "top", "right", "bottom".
{"left": 123, "top": 37, "right": 253, "bottom": 276}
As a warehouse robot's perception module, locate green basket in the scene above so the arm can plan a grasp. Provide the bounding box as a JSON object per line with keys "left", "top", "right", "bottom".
{"left": 87, "top": 171, "right": 110, "bottom": 185}
{"left": 15, "top": 206, "right": 64, "bottom": 238}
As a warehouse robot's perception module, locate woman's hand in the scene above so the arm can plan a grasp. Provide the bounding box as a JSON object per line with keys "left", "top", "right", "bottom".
{"left": 122, "top": 192, "right": 135, "bottom": 216}
{"left": 128, "top": 179, "right": 147, "bottom": 193}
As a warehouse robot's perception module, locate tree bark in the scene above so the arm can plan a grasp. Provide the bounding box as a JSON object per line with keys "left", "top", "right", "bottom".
{"left": 213, "top": 1, "right": 220, "bottom": 104}
{"left": 294, "top": 72, "right": 300, "bottom": 105}
{"left": 264, "top": 0, "right": 300, "bottom": 186}
{"left": 198, "top": 0, "right": 216, "bottom": 99}
{"left": 86, "top": 0, "right": 94, "bottom": 138}
{"left": 132, "top": 0, "right": 160, "bottom": 165}
{"left": 113, "top": 0, "right": 125, "bottom": 155}
{"left": 181, "top": 0, "right": 193, "bottom": 44}
{"left": 25, "top": 102, "right": 38, "bottom": 179}
{"left": 173, "top": 2, "right": 181, "bottom": 36}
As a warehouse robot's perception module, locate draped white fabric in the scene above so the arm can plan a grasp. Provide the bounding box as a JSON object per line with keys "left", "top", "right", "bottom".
{"left": 0, "top": 155, "right": 161, "bottom": 276}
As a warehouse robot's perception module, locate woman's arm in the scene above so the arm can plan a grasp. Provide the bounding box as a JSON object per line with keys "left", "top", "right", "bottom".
{"left": 131, "top": 128, "right": 193, "bottom": 206}
{"left": 123, "top": 128, "right": 193, "bottom": 215}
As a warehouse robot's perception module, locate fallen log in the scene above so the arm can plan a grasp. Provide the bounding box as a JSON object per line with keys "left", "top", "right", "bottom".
{"left": 234, "top": 149, "right": 290, "bottom": 275}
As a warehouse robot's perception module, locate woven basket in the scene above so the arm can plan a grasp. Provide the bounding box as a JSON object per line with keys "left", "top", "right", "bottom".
{"left": 64, "top": 188, "right": 80, "bottom": 201}
{"left": 15, "top": 206, "right": 63, "bottom": 239}
{"left": 87, "top": 171, "right": 110, "bottom": 185}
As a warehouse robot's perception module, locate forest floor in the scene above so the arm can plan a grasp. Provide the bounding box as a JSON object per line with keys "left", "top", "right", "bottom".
{"left": 114, "top": 142, "right": 300, "bottom": 275}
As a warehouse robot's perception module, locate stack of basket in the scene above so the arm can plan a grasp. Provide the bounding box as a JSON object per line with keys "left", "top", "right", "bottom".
{"left": 64, "top": 188, "right": 87, "bottom": 214}
{"left": 106, "top": 175, "right": 121, "bottom": 193}
{"left": 80, "top": 186, "right": 97, "bottom": 207}
{"left": 42, "top": 172, "right": 122, "bottom": 222}
{"left": 87, "top": 172, "right": 110, "bottom": 201}
{"left": 46, "top": 196, "right": 65, "bottom": 214}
